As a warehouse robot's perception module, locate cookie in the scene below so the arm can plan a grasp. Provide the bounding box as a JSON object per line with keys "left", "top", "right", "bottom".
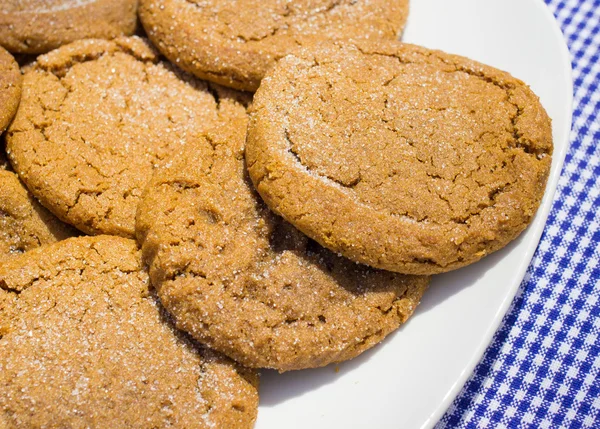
{"left": 0, "top": 0, "right": 138, "bottom": 54}
{"left": 0, "top": 235, "right": 259, "bottom": 428}
{"left": 0, "top": 46, "right": 21, "bottom": 134}
{"left": 136, "top": 106, "right": 429, "bottom": 371}
{"left": 6, "top": 36, "right": 250, "bottom": 238}
{"left": 139, "top": 0, "right": 410, "bottom": 91}
{"left": 246, "top": 41, "right": 553, "bottom": 275}
{"left": 0, "top": 170, "right": 76, "bottom": 258}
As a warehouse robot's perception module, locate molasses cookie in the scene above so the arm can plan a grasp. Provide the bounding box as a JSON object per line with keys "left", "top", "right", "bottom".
{"left": 0, "top": 0, "right": 138, "bottom": 54}
{"left": 246, "top": 41, "right": 553, "bottom": 275}
{"left": 0, "top": 170, "right": 76, "bottom": 258}
{"left": 139, "top": 0, "right": 410, "bottom": 91}
{"left": 6, "top": 36, "right": 249, "bottom": 237}
{"left": 136, "top": 105, "right": 429, "bottom": 371}
{"left": 0, "top": 46, "right": 20, "bottom": 134}
{"left": 0, "top": 236, "right": 259, "bottom": 428}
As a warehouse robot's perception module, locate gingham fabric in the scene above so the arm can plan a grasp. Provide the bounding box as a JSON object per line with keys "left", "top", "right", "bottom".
{"left": 436, "top": 0, "right": 600, "bottom": 427}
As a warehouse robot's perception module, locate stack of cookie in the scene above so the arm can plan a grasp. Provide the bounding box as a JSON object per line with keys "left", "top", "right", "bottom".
{"left": 0, "top": 1, "right": 552, "bottom": 428}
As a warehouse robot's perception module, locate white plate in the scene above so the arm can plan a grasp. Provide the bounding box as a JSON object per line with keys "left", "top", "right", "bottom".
{"left": 256, "top": 0, "right": 573, "bottom": 428}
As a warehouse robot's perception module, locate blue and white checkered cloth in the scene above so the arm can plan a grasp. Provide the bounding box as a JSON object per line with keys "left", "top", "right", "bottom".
{"left": 437, "top": 0, "right": 600, "bottom": 427}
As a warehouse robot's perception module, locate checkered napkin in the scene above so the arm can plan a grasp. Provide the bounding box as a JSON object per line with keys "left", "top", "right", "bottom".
{"left": 436, "top": 0, "right": 600, "bottom": 427}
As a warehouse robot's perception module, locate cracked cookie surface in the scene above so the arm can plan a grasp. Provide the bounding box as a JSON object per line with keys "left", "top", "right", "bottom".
{"left": 139, "top": 0, "right": 409, "bottom": 91}
{"left": 0, "top": 46, "right": 20, "bottom": 134}
{"left": 0, "top": 170, "right": 76, "bottom": 258}
{"left": 136, "top": 99, "right": 429, "bottom": 371}
{"left": 6, "top": 36, "right": 249, "bottom": 237}
{"left": 0, "top": 0, "right": 137, "bottom": 54}
{"left": 0, "top": 235, "right": 259, "bottom": 429}
{"left": 246, "top": 41, "right": 553, "bottom": 275}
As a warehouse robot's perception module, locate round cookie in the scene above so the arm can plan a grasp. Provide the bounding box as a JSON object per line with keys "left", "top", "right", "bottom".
{"left": 0, "top": 46, "right": 21, "bottom": 134}
{"left": 136, "top": 107, "right": 429, "bottom": 371}
{"left": 0, "top": 170, "right": 76, "bottom": 258}
{"left": 0, "top": 0, "right": 138, "bottom": 54}
{"left": 139, "top": 0, "right": 410, "bottom": 91}
{"left": 0, "top": 236, "right": 259, "bottom": 428}
{"left": 246, "top": 41, "right": 553, "bottom": 275}
{"left": 6, "top": 36, "right": 250, "bottom": 238}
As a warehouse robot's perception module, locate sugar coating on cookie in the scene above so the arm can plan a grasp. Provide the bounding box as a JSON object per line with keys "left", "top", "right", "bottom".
{"left": 139, "top": 0, "right": 410, "bottom": 91}
{"left": 0, "top": 170, "right": 76, "bottom": 258}
{"left": 0, "top": 46, "right": 21, "bottom": 133}
{"left": 246, "top": 41, "right": 553, "bottom": 275}
{"left": 136, "top": 97, "right": 429, "bottom": 371}
{"left": 7, "top": 36, "right": 250, "bottom": 237}
{"left": 0, "top": 0, "right": 138, "bottom": 54}
{"left": 0, "top": 236, "right": 259, "bottom": 429}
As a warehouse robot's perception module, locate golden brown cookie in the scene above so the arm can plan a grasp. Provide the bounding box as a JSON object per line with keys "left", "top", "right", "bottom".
{"left": 6, "top": 36, "right": 249, "bottom": 238}
{"left": 136, "top": 103, "right": 429, "bottom": 371}
{"left": 0, "top": 46, "right": 20, "bottom": 134}
{"left": 0, "top": 0, "right": 138, "bottom": 54}
{"left": 0, "top": 170, "right": 76, "bottom": 258}
{"left": 139, "top": 0, "right": 410, "bottom": 91}
{"left": 246, "top": 41, "right": 553, "bottom": 275}
{"left": 0, "top": 236, "right": 259, "bottom": 428}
